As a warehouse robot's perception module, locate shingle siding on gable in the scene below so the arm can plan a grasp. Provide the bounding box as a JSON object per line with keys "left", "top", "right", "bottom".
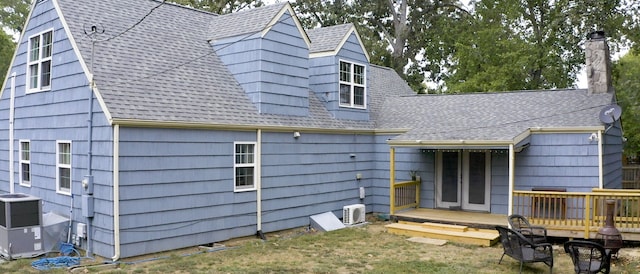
{"left": 603, "top": 122, "right": 623, "bottom": 188}
{"left": 213, "top": 11, "right": 309, "bottom": 116}
{"left": 309, "top": 33, "right": 370, "bottom": 121}
{"left": 0, "top": 0, "right": 115, "bottom": 257}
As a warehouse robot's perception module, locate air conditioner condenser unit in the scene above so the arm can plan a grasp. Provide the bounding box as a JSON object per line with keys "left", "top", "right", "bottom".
{"left": 343, "top": 204, "right": 365, "bottom": 225}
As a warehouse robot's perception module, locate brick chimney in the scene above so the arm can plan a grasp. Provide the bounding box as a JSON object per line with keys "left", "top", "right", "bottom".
{"left": 585, "top": 31, "right": 613, "bottom": 94}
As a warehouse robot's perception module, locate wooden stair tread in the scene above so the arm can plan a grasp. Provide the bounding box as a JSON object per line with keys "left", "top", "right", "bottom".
{"left": 387, "top": 223, "right": 498, "bottom": 239}
{"left": 399, "top": 220, "right": 469, "bottom": 232}
{"left": 386, "top": 222, "right": 500, "bottom": 246}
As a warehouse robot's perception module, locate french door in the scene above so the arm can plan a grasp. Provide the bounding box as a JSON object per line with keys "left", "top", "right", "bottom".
{"left": 436, "top": 150, "right": 491, "bottom": 211}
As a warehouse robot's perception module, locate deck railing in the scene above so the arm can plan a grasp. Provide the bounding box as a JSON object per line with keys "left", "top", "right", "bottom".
{"left": 390, "top": 180, "right": 420, "bottom": 214}
{"left": 513, "top": 189, "right": 640, "bottom": 238}
{"left": 623, "top": 166, "right": 640, "bottom": 189}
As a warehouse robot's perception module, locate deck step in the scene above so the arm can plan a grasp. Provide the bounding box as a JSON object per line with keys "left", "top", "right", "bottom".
{"left": 399, "top": 220, "right": 469, "bottom": 232}
{"left": 386, "top": 222, "right": 499, "bottom": 247}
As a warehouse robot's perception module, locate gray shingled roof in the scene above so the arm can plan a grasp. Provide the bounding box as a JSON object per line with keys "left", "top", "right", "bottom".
{"left": 55, "top": 0, "right": 380, "bottom": 130}
{"left": 207, "top": 2, "right": 287, "bottom": 41}
{"left": 55, "top": 0, "right": 612, "bottom": 141}
{"left": 307, "top": 24, "right": 353, "bottom": 53}
{"left": 378, "top": 90, "right": 614, "bottom": 142}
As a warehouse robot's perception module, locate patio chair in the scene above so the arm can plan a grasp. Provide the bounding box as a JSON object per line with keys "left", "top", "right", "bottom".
{"left": 508, "top": 214, "right": 548, "bottom": 244}
{"left": 495, "top": 226, "right": 554, "bottom": 274}
{"left": 563, "top": 240, "right": 611, "bottom": 274}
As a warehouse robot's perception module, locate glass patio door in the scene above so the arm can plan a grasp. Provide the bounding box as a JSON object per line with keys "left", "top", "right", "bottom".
{"left": 462, "top": 151, "right": 491, "bottom": 211}
{"left": 437, "top": 150, "right": 491, "bottom": 211}
{"left": 436, "top": 151, "right": 461, "bottom": 208}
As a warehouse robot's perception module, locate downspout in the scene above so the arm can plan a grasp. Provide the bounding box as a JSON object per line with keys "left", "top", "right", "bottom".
{"left": 8, "top": 72, "right": 16, "bottom": 194}
{"left": 597, "top": 130, "right": 603, "bottom": 189}
{"left": 508, "top": 144, "right": 515, "bottom": 217}
{"left": 111, "top": 125, "right": 120, "bottom": 261}
{"left": 256, "top": 129, "right": 264, "bottom": 239}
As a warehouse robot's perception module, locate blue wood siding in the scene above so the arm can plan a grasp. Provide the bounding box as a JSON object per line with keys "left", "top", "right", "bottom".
{"left": 490, "top": 152, "right": 509, "bottom": 214}
{"left": 0, "top": 0, "right": 114, "bottom": 258}
{"left": 213, "top": 11, "right": 309, "bottom": 116}
{"left": 115, "top": 127, "right": 390, "bottom": 257}
{"left": 309, "top": 33, "right": 370, "bottom": 121}
{"left": 602, "top": 122, "right": 623, "bottom": 188}
{"left": 514, "top": 133, "right": 600, "bottom": 192}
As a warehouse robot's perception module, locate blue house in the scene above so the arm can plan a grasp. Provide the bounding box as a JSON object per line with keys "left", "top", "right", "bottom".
{"left": 0, "top": 0, "right": 622, "bottom": 259}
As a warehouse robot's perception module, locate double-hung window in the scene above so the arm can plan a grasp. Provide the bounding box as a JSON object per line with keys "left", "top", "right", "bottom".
{"left": 56, "top": 141, "right": 72, "bottom": 195}
{"left": 339, "top": 60, "right": 366, "bottom": 108}
{"left": 234, "top": 142, "right": 256, "bottom": 191}
{"left": 27, "top": 30, "right": 53, "bottom": 92}
{"left": 20, "top": 140, "right": 31, "bottom": 187}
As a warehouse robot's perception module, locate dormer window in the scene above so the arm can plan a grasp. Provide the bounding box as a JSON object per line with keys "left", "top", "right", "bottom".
{"left": 27, "top": 29, "right": 53, "bottom": 92}
{"left": 339, "top": 60, "right": 366, "bottom": 108}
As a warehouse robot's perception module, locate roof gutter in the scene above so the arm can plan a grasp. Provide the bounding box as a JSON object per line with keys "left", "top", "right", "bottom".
{"left": 109, "top": 118, "right": 385, "bottom": 134}
{"left": 387, "top": 126, "right": 607, "bottom": 147}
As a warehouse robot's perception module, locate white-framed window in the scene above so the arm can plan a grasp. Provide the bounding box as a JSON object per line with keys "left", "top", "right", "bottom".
{"left": 56, "top": 141, "right": 72, "bottom": 195}
{"left": 19, "top": 140, "right": 31, "bottom": 187}
{"left": 339, "top": 60, "right": 366, "bottom": 108}
{"left": 234, "top": 142, "right": 256, "bottom": 191}
{"left": 27, "top": 29, "right": 54, "bottom": 92}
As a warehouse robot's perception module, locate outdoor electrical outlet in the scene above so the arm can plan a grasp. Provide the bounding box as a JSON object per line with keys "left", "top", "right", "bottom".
{"left": 356, "top": 173, "right": 362, "bottom": 180}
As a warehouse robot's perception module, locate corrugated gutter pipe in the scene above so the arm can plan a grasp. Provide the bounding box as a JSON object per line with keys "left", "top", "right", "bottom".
{"left": 111, "top": 125, "right": 120, "bottom": 261}
{"left": 9, "top": 72, "right": 16, "bottom": 194}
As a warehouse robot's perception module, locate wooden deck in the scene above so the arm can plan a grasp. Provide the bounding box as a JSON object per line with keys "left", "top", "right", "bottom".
{"left": 391, "top": 208, "right": 640, "bottom": 241}
{"left": 392, "top": 208, "right": 508, "bottom": 228}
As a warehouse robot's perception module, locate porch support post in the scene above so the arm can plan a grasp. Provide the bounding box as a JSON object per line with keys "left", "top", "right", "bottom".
{"left": 390, "top": 147, "right": 396, "bottom": 215}
{"left": 508, "top": 144, "right": 515, "bottom": 217}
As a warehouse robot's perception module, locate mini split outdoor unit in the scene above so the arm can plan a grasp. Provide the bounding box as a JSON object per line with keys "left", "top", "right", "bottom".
{"left": 343, "top": 204, "right": 365, "bottom": 225}
{"left": 0, "top": 193, "right": 43, "bottom": 259}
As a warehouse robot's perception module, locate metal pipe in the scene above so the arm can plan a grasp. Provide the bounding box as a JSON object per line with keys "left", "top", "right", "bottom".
{"left": 9, "top": 72, "right": 16, "bottom": 194}
{"left": 85, "top": 75, "right": 95, "bottom": 257}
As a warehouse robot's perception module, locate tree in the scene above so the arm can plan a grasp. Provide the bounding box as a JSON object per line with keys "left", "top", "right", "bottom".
{"left": 613, "top": 51, "right": 640, "bottom": 159}
{"left": 0, "top": 0, "right": 30, "bottom": 33}
{"left": 445, "top": 0, "right": 640, "bottom": 93}
{"left": 1, "top": 0, "right": 30, "bottom": 83}
{"left": 0, "top": 31, "right": 15, "bottom": 82}
{"left": 169, "top": 0, "right": 263, "bottom": 14}
{"left": 294, "top": 0, "right": 468, "bottom": 93}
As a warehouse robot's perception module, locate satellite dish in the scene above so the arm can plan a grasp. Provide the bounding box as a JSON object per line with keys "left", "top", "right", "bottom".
{"left": 599, "top": 104, "right": 622, "bottom": 124}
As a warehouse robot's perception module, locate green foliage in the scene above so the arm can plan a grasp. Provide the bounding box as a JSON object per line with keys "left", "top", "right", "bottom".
{"left": 613, "top": 51, "right": 640, "bottom": 158}
{"left": 168, "top": 0, "right": 263, "bottom": 14}
{"left": 0, "top": 0, "right": 30, "bottom": 33}
{"left": 0, "top": 30, "right": 16, "bottom": 83}
{"left": 445, "top": 0, "right": 640, "bottom": 93}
